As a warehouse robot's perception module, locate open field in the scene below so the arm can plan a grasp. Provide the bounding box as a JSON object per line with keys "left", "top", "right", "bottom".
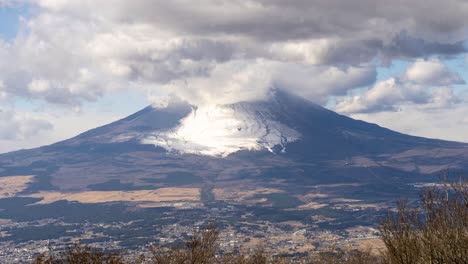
{"left": 0, "top": 175, "right": 34, "bottom": 198}
{"left": 25, "top": 187, "right": 200, "bottom": 204}
{"left": 297, "top": 201, "right": 328, "bottom": 210}
{"left": 213, "top": 187, "right": 283, "bottom": 203}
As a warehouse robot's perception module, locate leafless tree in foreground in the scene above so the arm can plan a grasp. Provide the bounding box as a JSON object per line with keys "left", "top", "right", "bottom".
{"left": 379, "top": 179, "right": 468, "bottom": 264}
{"left": 34, "top": 243, "right": 124, "bottom": 264}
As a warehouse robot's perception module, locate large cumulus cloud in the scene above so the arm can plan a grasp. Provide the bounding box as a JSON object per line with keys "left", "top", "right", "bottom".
{"left": 336, "top": 59, "right": 465, "bottom": 114}
{"left": 152, "top": 60, "right": 376, "bottom": 106}
{"left": 0, "top": 0, "right": 466, "bottom": 107}
{"left": 405, "top": 59, "right": 465, "bottom": 86}
{"left": 0, "top": 0, "right": 468, "bottom": 150}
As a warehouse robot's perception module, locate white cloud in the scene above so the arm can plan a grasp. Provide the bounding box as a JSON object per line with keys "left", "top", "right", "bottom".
{"left": 0, "top": 0, "right": 466, "bottom": 108}
{"left": 427, "top": 87, "right": 461, "bottom": 109}
{"left": 273, "top": 64, "right": 376, "bottom": 103}
{"left": 336, "top": 78, "right": 462, "bottom": 114}
{"left": 0, "top": 109, "right": 53, "bottom": 140}
{"left": 268, "top": 38, "right": 340, "bottom": 65}
{"left": 28, "top": 79, "right": 51, "bottom": 93}
{"left": 351, "top": 104, "right": 468, "bottom": 143}
{"left": 405, "top": 59, "right": 465, "bottom": 86}
{"left": 336, "top": 78, "right": 423, "bottom": 113}
{"left": 336, "top": 59, "right": 465, "bottom": 114}
{"left": 0, "top": 81, "right": 8, "bottom": 100}
{"left": 150, "top": 60, "right": 376, "bottom": 106}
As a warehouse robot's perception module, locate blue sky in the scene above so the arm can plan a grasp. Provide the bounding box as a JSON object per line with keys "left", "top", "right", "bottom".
{"left": 0, "top": 1, "right": 467, "bottom": 153}
{"left": 0, "top": 3, "right": 28, "bottom": 40}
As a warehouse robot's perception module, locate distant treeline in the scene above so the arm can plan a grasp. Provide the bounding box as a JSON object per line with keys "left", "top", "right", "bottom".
{"left": 34, "top": 180, "right": 467, "bottom": 264}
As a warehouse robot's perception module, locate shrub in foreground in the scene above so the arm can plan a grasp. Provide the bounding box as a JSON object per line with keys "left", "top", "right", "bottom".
{"left": 380, "top": 180, "right": 468, "bottom": 264}
{"left": 34, "top": 243, "right": 124, "bottom": 264}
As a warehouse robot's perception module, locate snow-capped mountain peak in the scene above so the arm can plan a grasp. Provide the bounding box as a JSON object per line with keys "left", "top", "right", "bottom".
{"left": 141, "top": 101, "right": 301, "bottom": 156}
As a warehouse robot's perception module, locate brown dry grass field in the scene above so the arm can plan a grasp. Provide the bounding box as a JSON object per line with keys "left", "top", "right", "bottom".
{"left": 0, "top": 175, "right": 34, "bottom": 198}
{"left": 297, "top": 201, "right": 328, "bottom": 210}
{"left": 26, "top": 187, "right": 200, "bottom": 204}
{"left": 213, "top": 187, "right": 283, "bottom": 203}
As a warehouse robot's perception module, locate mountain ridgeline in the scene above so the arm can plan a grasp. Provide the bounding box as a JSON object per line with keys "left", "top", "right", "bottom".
{"left": 1, "top": 90, "right": 468, "bottom": 194}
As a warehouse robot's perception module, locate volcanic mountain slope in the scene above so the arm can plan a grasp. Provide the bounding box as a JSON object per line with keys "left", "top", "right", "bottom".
{"left": 0, "top": 90, "right": 467, "bottom": 206}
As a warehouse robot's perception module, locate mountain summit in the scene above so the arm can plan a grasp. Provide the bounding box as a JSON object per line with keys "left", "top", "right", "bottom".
{"left": 124, "top": 90, "right": 302, "bottom": 156}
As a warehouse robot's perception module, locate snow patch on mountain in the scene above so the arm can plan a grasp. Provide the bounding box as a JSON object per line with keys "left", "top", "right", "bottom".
{"left": 141, "top": 103, "right": 301, "bottom": 156}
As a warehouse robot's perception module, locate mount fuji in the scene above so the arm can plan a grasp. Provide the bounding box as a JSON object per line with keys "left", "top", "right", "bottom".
{"left": 2, "top": 89, "right": 468, "bottom": 192}
{"left": 0, "top": 89, "right": 467, "bottom": 235}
